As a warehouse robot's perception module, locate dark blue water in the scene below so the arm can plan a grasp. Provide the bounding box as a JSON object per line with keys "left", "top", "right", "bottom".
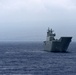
{"left": 0, "top": 42, "right": 76, "bottom": 75}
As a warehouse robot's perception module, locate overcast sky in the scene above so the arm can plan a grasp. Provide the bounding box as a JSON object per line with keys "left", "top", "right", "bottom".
{"left": 0, "top": 0, "right": 76, "bottom": 41}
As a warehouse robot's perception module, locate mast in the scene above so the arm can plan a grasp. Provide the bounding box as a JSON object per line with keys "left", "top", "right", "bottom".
{"left": 46, "top": 28, "right": 56, "bottom": 41}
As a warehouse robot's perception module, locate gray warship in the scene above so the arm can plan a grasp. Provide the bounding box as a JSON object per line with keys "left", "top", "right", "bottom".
{"left": 44, "top": 28, "right": 72, "bottom": 52}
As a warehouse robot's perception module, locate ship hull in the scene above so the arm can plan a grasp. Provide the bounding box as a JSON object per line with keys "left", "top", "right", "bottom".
{"left": 44, "top": 37, "right": 72, "bottom": 52}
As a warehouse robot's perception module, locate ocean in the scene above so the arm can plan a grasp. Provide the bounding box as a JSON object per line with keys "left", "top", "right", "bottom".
{"left": 0, "top": 42, "right": 76, "bottom": 75}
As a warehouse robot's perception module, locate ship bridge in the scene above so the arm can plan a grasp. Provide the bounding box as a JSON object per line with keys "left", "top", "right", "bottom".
{"left": 46, "top": 28, "right": 56, "bottom": 41}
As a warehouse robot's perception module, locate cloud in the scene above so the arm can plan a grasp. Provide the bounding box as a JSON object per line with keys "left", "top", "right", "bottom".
{"left": 0, "top": 0, "right": 76, "bottom": 24}
{"left": 0, "top": 0, "right": 45, "bottom": 12}
{"left": 0, "top": 0, "right": 76, "bottom": 15}
{"left": 0, "top": 0, "right": 46, "bottom": 22}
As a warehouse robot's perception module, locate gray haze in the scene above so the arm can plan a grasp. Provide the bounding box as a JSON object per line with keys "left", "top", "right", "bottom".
{"left": 0, "top": 0, "right": 76, "bottom": 41}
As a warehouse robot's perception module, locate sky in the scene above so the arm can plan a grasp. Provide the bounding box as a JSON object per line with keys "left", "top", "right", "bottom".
{"left": 0, "top": 0, "right": 76, "bottom": 41}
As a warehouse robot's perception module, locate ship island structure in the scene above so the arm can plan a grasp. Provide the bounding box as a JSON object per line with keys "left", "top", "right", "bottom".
{"left": 44, "top": 28, "right": 72, "bottom": 52}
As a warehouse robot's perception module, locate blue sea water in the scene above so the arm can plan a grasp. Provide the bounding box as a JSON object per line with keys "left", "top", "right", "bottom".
{"left": 0, "top": 42, "right": 76, "bottom": 75}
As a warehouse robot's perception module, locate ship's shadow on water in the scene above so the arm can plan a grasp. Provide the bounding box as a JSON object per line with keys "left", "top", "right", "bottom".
{"left": 43, "top": 50, "right": 71, "bottom": 53}
{"left": 51, "top": 51, "right": 71, "bottom": 53}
